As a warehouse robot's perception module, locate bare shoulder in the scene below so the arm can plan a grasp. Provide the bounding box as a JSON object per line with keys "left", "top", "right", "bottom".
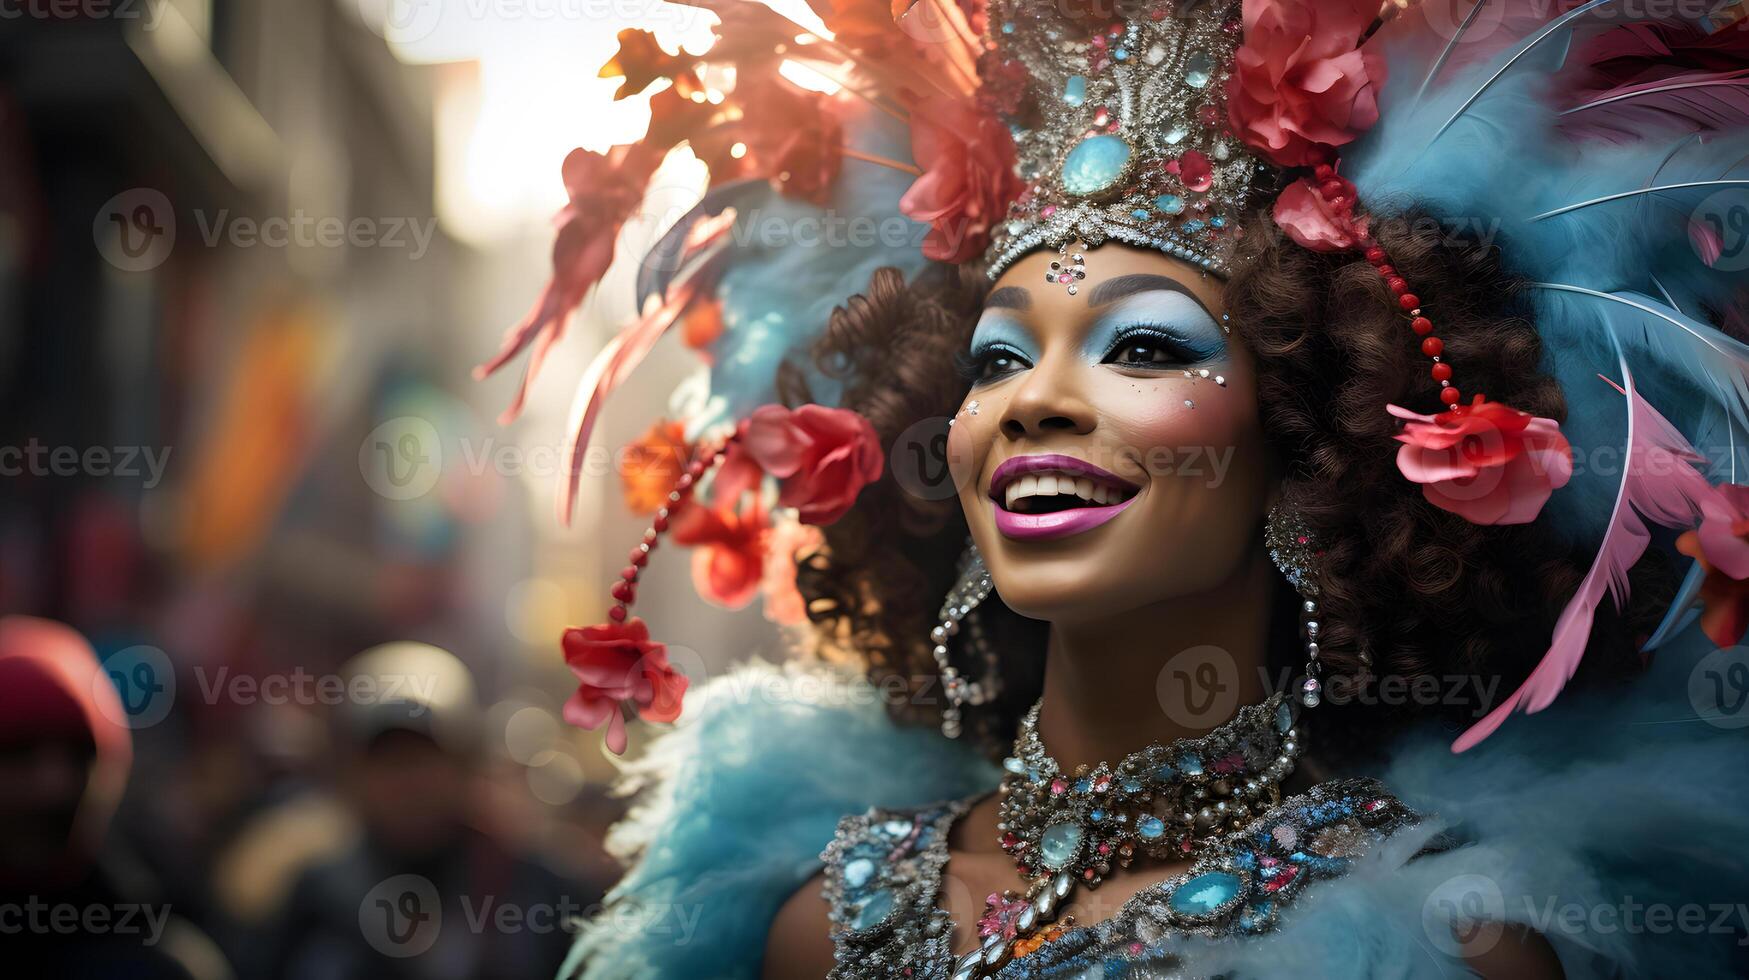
{"left": 761, "top": 870, "right": 837, "bottom": 980}
{"left": 1462, "top": 924, "right": 1565, "bottom": 980}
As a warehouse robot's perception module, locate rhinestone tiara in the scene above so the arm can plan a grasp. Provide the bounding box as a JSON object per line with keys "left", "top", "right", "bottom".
{"left": 980, "top": 0, "right": 1274, "bottom": 280}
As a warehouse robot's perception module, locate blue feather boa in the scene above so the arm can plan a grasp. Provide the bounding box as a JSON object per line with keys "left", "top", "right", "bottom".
{"left": 564, "top": 638, "right": 1747, "bottom": 979}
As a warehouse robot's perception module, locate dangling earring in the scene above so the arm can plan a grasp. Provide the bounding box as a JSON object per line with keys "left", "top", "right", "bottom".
{"left": 931, "top": 540, "right": 1000, "bottom": 738}
{"left": 1265, "top": 501, "right": 1329, "bottom": 708}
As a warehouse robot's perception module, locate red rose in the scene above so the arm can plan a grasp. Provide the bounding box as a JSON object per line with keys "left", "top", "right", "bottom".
{"left": 900, "top": 95, "right": 1025, "bottom": 264}
{"left": 1227, "top": 0, "right": 1386, "bottom": 168}
{"left": 1273, "top": 174, "right": 1369, "bottom": 251}
{"left": 560, "top": 618, "right": 687, "bottom": 754}
{"left": 721, "top": 404, "right": 885, "bottom": 525}
{"left": 1389, "top": 398, "right": 1572, "bottom": 526}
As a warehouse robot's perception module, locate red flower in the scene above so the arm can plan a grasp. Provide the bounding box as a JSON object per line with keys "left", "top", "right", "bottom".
{"left": 560, "top": 618, "right": 687, "bottom": 754}
{"left": 1676, "top": 484, "right": 1749, "bottom": 648}
{"left": 1273, "top": 173, "right": 1369, "bottom": 251}
{"left": 900, "top": 94, "right": 1025, "bottom": 263}
{"left": 1227, "top": 0, "right": 1386, "bottom": 168}
{"left": 721, "top": 404, "right": 885, "bottom": 525}
{"left": 672, "top": 502, "right": 770, "bottom": 610}
{"left": 1389, "top": 398, "right": 1573, "bottom": 526}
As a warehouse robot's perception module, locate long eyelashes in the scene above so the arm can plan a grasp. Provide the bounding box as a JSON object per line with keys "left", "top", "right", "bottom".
{"left": 1098, "top": 325, "right": 1219, "bottom": 369}
{"left": 958, "top": 343, "right": 1033, "bottom": 385}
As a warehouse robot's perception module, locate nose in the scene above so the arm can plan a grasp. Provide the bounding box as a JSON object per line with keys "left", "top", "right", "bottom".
{"left": 998, "top": 356, "right": 1096, "bottom": 441}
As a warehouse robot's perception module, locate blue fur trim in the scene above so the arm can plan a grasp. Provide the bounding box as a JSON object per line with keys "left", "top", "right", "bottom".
{"left": 562, "top": 660, "right": 996, "bottom": 979}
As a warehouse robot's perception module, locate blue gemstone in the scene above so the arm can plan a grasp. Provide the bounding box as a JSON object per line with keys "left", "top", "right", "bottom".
{"left": 1004, "top": 756, "right": 1027, "bottom": 774}
{"left": 1075, "top": 777, "right": 1092, "bottom": 793}
{"left": 1185, "top": 220, "right": 1206, "bottom": 232}
{"left": 1038, "top": 822, "right": 1083, "bottom": 869}
{"left": 1131, "top": 208, "right": 1150, "bottom": 221}
{"left": 1185, "top": 51, "right": 1215, "bottom": 89}
{"left": 1180, "top": 755, "right": 1204, "bottom": 775}
{"left": 1061, "top": 135, "right": 1131, "bottom": 197}
{"left": 852, "top": 888, "right": 894, "bottom": 929}
{"left": 1114, "top": 48, "right": 1129, "bottom": 61}
{"left": 1275, "top": 702, "right": 1293, "bottom": 734}
{"left": 843, "top": 857, "right": 876, "bottom": 889}
{"left": 1168, "top": 871, "right": 1242, "bottom": 917}
{"left": 1091, "top": 808, "right": 1106, "bottom": 822}
{"left": 1063, "top": 74, "right": 1087, "bottom": 106}
{"left": 1137, "top": 815, "right": 1165, "bottom": 840}
{"left": 1001, "top": 21, "right": 1015, "bottom": 33}
{"left": 1211, "top": 216, "right": 1226, "bottom": 228}
{"left": 1122, "top": 777, "right": 1143, "bottom": 793}
{"left": 1155, "top": 762, "right": 1177, "bottom": 781}
{"left": 1155, "top": 194, "right": 1185, "bottom": 215}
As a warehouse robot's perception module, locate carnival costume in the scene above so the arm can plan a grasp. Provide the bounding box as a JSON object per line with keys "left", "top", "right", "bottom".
{"left": 475, "top": 0, "right": 1749, "bottom": 976}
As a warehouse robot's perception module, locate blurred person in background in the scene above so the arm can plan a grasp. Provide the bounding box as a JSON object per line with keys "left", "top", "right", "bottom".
{"left": 0, "top": 615, "right": 230, "bottom": 980}
{"left": 260, "top": 641, "right": 584, "bottom": 980}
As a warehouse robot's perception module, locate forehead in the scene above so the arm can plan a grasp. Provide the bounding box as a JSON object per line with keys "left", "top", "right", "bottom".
{"left": 985, "top": 242, "right": 1227, "bottom": 319}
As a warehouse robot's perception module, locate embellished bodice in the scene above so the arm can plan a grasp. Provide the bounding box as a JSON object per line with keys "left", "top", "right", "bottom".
{"left": 820, "top": 777, "right": 1417, "bottom": 979}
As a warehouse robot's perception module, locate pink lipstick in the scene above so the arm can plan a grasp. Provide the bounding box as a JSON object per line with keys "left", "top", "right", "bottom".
{"left": 989, "top": 454, "right": 1141, "bottom": 542}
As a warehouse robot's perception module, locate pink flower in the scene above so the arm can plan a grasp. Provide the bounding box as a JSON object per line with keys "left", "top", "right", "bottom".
{"left": 1695, "top": 483, "right": 1749, "bottom": 579}
{"left": 900, "top": 95, "right": 1025, "bottom": 264}
{"left": 1227, "top": 0, "right": 1386, "bottom": 168}
{"left": 561, "top": 618, "right": 688, "bottom": 754}
{"left": 762, "top": 520, "right": 824, "bottom": 626}
{"left": 1273, "top": 173, "right": 1369, "bottom": 251}
{"left": 1388, "top": 398, "right": 1573, "bottom": 526}
{"left": 719, "top": 404, "right": 885, "bottom": 525}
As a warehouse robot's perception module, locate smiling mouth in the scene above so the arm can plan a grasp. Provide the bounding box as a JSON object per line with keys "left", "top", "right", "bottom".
{"left": 987, "top": 456, "right": 1141, "bottom": 541}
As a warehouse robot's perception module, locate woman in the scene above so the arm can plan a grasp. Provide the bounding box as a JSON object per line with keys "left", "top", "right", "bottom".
{"left": 480, "top": 1, "right": 1749, "bottom": 976}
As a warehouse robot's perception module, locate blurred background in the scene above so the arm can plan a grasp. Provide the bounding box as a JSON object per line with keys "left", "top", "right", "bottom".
{"left": 0, "top": 1, "right": 806, "bottom": 976}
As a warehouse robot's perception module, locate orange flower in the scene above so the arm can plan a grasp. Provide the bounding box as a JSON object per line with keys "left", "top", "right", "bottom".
{"left": 1677, "top": 530, "right": 1749, "bottom": 649}
{"left": 682, "top": 300, "right": 724, "bottom": 350}
{"left": 621, "top": 420, "right": 693, "bottom": 515}
{"left": 673, "top": 502, "right": 770, "bottom": 610}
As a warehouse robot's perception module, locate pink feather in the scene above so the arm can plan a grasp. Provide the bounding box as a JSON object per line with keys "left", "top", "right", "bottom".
{"left": 554, "top": 213, "right": 737, "bottom": 525}
{"left": 1453, "top": 369, "right": 1723, "bottom": 751}
{"left": 1555, "top": 20, "right": 1749, "bottom": 141}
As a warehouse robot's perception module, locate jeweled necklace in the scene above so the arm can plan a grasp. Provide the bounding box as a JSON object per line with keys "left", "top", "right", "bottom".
{"left": 955, "top": 694, "right": 1302, "bottom": 979}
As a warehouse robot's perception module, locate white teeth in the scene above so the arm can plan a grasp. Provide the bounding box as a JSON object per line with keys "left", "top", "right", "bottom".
{"left": 1000, "top": 470, "right": 1131, "bottom": 510}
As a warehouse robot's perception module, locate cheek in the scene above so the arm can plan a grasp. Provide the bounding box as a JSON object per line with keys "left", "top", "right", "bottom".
{"left": 1100, "top": 373, "right": 1258, "bottom": 469}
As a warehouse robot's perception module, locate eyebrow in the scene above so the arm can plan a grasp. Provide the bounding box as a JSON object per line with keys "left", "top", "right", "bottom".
{"left": 985, "top": 286, "right": 1032, "bottom": 311}
{"left": 1087, "top": 274, "right": 1215, "bottom": 318}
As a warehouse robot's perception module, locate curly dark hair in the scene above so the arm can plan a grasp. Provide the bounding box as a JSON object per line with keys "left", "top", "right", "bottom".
{"left": 780, "top": 208, "right": 1669, "bottom": 759}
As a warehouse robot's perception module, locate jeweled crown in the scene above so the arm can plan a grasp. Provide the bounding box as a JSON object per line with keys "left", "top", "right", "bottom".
{"left": 981, "top": 0, "right": 1272, "bottom": 280}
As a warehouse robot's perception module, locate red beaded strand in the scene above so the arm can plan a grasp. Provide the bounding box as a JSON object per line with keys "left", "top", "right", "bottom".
{"left": 1313, "top": 163, "right": 1471, "bottom": 418}
{"left": 606, "top": 438, "right": 733, "bottom": 624}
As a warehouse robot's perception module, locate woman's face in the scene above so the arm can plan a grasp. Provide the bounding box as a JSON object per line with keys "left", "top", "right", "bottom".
{"left": 949, "top": 243, "right": 1275, "bottom": 625}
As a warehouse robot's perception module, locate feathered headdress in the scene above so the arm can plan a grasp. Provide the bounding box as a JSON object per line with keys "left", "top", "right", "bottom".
{"left": 480, "top": 0, "right": 1749, "bottom": 754}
